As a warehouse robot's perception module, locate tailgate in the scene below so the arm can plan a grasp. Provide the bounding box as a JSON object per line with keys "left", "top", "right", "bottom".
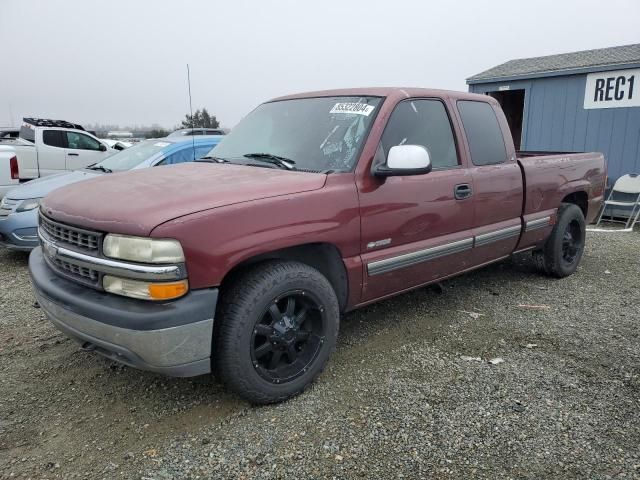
{"left": 11, "top": 145, "right": 39, "bottom": 180}
{"left": 0, "top": 150, "right": 19, "bottom": 199}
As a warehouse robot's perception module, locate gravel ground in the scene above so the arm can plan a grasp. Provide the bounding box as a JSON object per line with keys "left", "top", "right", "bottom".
{"left": 1, "top": 231, "right": 639, "bottom": 479}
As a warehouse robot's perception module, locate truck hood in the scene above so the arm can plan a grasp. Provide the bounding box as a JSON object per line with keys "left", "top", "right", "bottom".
{"left": 41, "top": 163, "right": 328, "bottom": 236}
{"left": 7, "top": 170, "right": 101, "bottom": 200}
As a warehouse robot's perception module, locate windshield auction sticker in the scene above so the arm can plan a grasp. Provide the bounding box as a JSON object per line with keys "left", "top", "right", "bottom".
{"left": 330, "top": 103, "right": 375, "bottom": 116}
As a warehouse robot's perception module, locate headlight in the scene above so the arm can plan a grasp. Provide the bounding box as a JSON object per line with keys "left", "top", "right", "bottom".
{"left": 16, "top": 198, "right": 41, "bottom": 213}
{"left": 103, "top": 275, "right": 189, "bottom": 301}
{"left": 103, "top": 234, "right": 184, "bottom": 264}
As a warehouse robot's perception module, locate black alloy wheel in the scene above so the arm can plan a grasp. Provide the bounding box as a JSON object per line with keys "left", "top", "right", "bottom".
{"left": 533, "top": 203, "right": 586, "bottom": 278}
{"left": 250, "top": 290, "right": 326, "bottom": 384}
{"left": 561, "top": 219, "right": 583, "bottom": 266}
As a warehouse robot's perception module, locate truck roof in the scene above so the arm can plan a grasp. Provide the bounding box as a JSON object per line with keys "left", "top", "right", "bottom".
{"left": 270, "top": 87, "right": 491, "bottom": 103}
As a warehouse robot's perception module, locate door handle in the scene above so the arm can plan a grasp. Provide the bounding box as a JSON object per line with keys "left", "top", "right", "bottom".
{"left": 454, "top": 183, "right": 472, "bottom": 200}
{"left": 67, "top": 153, "right": 79, "bottom": 156}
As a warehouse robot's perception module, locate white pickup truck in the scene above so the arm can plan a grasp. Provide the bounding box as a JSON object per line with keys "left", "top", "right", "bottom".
{"left": 2, "top": 118, "right": 115, "bottom": 181}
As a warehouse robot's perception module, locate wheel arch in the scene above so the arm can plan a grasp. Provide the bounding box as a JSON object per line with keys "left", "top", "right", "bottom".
{"left": 561, "top": 190, "right": 588, "bottom": 218}
{"left": 219, "top": 242, "right": 349, "bottom": 312}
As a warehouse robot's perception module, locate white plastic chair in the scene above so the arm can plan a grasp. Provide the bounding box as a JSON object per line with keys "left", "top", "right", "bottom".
{"left": 595, "top": 174, "right": 640, "bottom": 230}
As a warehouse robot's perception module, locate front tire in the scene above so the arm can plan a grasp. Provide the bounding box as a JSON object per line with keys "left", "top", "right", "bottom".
{"left": 533, "top": 203, "right": 586, "bottom": 278}
{"left": 214, "top": 261, "right": 339, "bottom": 404}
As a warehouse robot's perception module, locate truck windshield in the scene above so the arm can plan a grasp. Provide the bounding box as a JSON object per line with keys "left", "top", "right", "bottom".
{"left": 93, "top": 140, "right": 170, "bottom": 172}
{"left": 209, "top": 96, "right": 382, "bottom": 172}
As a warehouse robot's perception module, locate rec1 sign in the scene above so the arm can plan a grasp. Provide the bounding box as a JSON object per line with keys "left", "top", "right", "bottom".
{"left": 584, "top": 68, "right": 639, "bottom": 109}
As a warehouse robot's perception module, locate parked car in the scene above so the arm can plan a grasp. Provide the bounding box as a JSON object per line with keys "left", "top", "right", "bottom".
{"left": 0, "top": 136, "right": 221, "bottom": 250}
{"left": 101, "top": 139, "right": 132, "bottom": 151}
{"left": 7, "top": 118, "right": 116, "bottom": 181}
{"left": 169, "top": 128, "right": 226, "bottom": 137}
{"left": 0, "top": 145, "right": 19, "bottom": 200}
{"left": 0, "top": 128, "right": 20, "bottom": 139}
{"left": 29, "top": 88, "right": 605, "bottom": 404}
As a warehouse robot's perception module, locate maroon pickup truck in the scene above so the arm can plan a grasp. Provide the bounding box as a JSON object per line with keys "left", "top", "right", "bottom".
{"left": 29, "top": 88, "right": 605, "bottom": 403}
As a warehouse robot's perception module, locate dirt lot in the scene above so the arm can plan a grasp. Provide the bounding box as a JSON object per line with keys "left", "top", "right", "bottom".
{"left": 1, "top": 231, "right": 639, "bottom": 479}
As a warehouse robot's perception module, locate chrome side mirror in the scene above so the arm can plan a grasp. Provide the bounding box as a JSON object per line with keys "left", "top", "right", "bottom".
{"left": 373, "top": 144, "right": 432, "bottom": 177}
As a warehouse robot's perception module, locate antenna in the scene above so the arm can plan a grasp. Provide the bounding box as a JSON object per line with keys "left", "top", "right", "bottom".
{"left": 187, "top": 64, "right": 196, "bottom": 160}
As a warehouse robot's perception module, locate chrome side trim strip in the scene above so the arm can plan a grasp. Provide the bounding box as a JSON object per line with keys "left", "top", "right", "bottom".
{"left": 39, "top": 229, "right": 184, "bottom": 281}
{"left": 365, "top": 217, "right": 551, "bottom": 277}
{"left": 474, "top": 225, "right": 521, "bottom": 247}
{"left": 525, "top": 216, "right": 551, "bottom": 232}
{"left": 367, "top": 238, "right": 473, "bottom": 276}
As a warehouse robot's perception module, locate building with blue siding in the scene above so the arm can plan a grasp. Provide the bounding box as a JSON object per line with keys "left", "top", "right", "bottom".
{"left": 467, "top": 44, "right": 640, "bottom": 186}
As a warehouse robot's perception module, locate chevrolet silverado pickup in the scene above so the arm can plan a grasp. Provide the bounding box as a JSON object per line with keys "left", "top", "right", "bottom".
{"left": 29, "top": 88, "right": 606, "bottom": 404}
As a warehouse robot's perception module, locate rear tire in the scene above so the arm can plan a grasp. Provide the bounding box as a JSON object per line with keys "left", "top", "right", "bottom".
{"left": 533, "top": 203, "right": 586, "bottom": 278}
{"left": 214, "top": 261, "right": 339, "bottom": 404}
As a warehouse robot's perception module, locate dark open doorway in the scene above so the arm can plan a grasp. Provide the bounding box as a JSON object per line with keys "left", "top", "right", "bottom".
{"left": 489, "top": 89, "right": 525, "bottom": 150}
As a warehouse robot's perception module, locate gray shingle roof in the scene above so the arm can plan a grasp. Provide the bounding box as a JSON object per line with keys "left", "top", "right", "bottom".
{"left": 467, "top": 43, "right": 640, "bottom": 83}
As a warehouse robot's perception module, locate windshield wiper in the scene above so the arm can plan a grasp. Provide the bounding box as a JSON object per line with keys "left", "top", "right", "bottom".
{"left": 195, "top": 156, "right": 229, "bottom": 163}
{"left": 86, "top": 165, "right": 112, "bottom": 173}
{"left": 243, "top": 153, "right": 296, "bottom": 170}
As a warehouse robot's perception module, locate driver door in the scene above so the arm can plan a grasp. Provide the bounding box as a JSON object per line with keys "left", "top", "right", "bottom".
{"left": 358, "top": 99, "right": 475, "bottom": 302}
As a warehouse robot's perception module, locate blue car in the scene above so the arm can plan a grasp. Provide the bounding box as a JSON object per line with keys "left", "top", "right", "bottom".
{"left": 0, "top": 136, "right": 222, "bottom": 251}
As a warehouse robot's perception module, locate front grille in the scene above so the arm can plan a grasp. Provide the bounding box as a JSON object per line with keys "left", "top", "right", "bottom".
{"left": 0, "top": 198, "right": 18, "bottom": 217}
{"left": 39, "top": 214, "right": 100, "bottom": 252}
{"left": 53, "top": 257, "right": 100, "bottom": 284}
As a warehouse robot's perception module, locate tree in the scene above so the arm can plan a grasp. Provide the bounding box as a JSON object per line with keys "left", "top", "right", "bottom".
{"left": 181, "top": 108, "right": 220, "bottom": 129}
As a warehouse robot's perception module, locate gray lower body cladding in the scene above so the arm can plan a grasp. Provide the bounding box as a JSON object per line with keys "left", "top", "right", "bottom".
{"left": 29, "top": 247, "right": 218, "bottom": 377}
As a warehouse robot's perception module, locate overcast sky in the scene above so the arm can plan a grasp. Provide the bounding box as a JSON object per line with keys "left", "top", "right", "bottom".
{"left": 1, "top": 0, "right": 639, "bottom": 129}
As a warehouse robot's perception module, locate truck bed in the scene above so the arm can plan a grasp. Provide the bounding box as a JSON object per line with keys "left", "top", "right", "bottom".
{"left": 517, "top": 151, "right": 606, "bottom": 224}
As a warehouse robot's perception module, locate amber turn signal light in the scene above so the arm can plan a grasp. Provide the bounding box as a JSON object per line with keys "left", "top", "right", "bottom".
{"left": 103, "top": 276, "right": 189, "bottom": 301}
{"left": 148, "top": 280, "right": 189, "bottom": 300}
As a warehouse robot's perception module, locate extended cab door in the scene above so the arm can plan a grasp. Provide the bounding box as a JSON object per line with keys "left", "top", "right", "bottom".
{"left": 455, "top": 99, "right": 524, "bottom": 266}
{"left": 38, "top": 129, "right": 67, "bottom": 175}
{"left": 65, "top": 131, "right": 110, "bottom": 170}
{"left": 358, "top": 98, "right": 475, "bottom": 302}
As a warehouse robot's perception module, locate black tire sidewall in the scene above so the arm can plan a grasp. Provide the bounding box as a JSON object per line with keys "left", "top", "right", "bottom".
{"left": 545, "top": 204, "right": 586, "bottom": 277}
{"left": 215, "top": 261, "right": 339, "bottom": 403}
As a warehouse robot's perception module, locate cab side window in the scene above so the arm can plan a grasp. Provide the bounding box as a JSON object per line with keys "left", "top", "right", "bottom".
{"left": 43, "top": 130, "right": 66, "bottom": 148}
{"left": 380, "top": 99, "right": 459, "bottom": 169}
{"left": 66, "top": 132, "right": 101, "bottom": 151}
{"left": 457, "top": 101, "right": 507, "bottom": 166}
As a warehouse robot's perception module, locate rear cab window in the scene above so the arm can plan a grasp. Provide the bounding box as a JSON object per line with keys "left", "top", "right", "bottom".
{"left": 19, "top": 125, "right": 35, "bottom": 143}
{"left": 457, "top": 100, "right": 507, "bottom": 166}
{"left": 43, "top": 130, "right": 67, "bottom": 148}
